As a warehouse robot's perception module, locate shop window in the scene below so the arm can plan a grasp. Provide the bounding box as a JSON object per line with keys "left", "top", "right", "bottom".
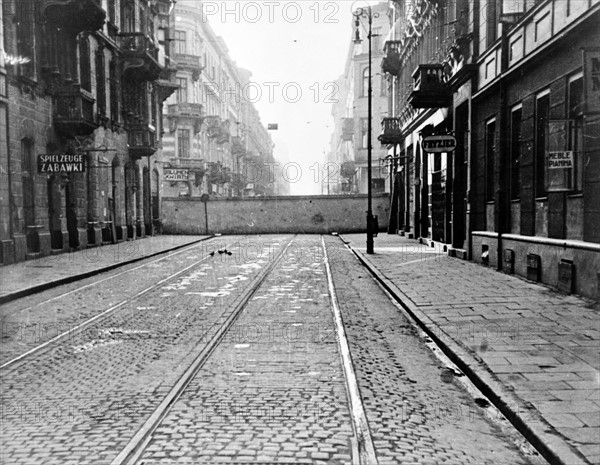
{"left": 568, "top": 74, "right": 584, "bottom": 192}
{"left": 485, "top": 119, "right": 496, "bottom": 202}
{"left": 535, "top": 91, "right": 550, "bottom": 197}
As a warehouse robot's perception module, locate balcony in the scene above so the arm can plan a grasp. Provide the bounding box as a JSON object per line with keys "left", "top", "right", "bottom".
{"left": 381, "top": 41, "right": 402, "bottom": 76}
{"left": 341, "top": 117, "right": 354, "bottom": 142}
{"left": 174, "top": 53, "right": 204, "bottom": 77}
{"left": 42, "top": 0, "right": 105, "bottom": 33}
{"left": 167, "top": 103, "right": 204, "bottom": 119}
{"left": 53, "top": 84, "right": 98, "bottom": 136}
{"left": 408, "top": 64, "right": 452, "bottom": 109}
{"left": 127, "top": 124, "right": 157, "bottom": 158}
{"left": 118, "top": 33, "right": 162, "bottom": 81}
{"left": 378, "top": 118, "right": 403, "bottom": 145}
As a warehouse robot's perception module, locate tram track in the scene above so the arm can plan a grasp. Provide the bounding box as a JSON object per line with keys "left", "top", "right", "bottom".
{"left": 110, "top": 236, "right": 297, "bottom": 465}
{"left": 0, "top": 237, "right": 235, "bottom": 371}
{"left": 107, "top": 235, "right": 376, "bottom": 465}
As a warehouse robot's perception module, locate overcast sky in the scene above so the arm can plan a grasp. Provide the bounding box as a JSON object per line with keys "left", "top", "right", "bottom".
{"left": 206, "top": 1, "right": 380, "bottom": 195}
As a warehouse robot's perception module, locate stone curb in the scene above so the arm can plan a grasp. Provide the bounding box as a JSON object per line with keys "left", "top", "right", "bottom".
{"left": 0, "top": 236, "right": 214, "bottom": 305}
{"left": 341, "top": 236, "right": 589, "bottom": 465}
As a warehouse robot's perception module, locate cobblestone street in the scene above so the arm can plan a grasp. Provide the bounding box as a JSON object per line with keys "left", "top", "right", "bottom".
{"left": 0, "top": 235, "right": 549, "bottom": 464}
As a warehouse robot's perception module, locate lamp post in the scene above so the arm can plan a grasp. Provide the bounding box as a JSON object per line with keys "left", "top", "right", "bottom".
{"left": 354, "top": 5, "right": 378, "bottom": 254}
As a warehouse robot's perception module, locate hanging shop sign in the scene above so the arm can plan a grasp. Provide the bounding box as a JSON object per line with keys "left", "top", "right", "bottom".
{"left": 38, "top": 154, "right": 85, "bottom": 173}
{"left": 164, "top": 169, "right": 190, "bottom": 181}
{"left": 422, "top": 134, "right": 456, "bottom": 153}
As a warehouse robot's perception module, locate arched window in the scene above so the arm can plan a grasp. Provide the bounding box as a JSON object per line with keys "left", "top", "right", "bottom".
{"left": 122, "top": 2, "right": 135, "bottom": 33}
{"left": 362, "top": 67, "right": 369, "bottom": 97}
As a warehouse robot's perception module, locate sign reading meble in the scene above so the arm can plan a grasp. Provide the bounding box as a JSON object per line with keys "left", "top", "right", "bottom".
{"left": 38, "top": 154, "right": 85, "bottom": 173}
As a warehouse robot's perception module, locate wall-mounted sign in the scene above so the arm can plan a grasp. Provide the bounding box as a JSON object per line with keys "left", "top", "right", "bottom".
{"left": 547, "top": 151, "right": 574, "bottom": 169}
{"left": 38, "top": 154, "right": 85, "bottom": 173}
{"left": 164, "top": 169, "right": 190, "bottom": 181}
{"left": 422, "top": 134, "right": 457, "bottom": 153}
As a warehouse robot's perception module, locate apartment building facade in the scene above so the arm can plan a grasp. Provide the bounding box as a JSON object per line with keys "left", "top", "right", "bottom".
{"left": 329, "top": 1, "right": 391, "bottom": 196}
{"left": 1, "top": 0, "right": 178, "bottom": 264}
{"left": 381, "top": 0, "right": 600, "bottom": 298}
{"left": 158, "top": 0, "right": 276, "bottom": 199}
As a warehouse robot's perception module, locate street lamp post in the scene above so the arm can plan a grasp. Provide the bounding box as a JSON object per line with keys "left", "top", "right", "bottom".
{"left": 354, "top": 5, "right": 378, "bottom": 254}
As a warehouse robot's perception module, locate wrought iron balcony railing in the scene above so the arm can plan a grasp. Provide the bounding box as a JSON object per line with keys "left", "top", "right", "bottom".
{"left": 128, "top": 124, "right": 157, "bottom": 158}
{"left": 118, "top": 33, "right": 162, "bottom": 81}
{"left": 408, "top": 64, "right": 452, "bottom": 109}
{"left": 378, "top": 118, "right": 403, "bottom": 145}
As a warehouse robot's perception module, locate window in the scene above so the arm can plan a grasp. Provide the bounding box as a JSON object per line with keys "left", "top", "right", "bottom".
{"left": 122, "top": 2, "right": 135, "bottom": 32}
{"left": 371, "top": 27, "right": 382, "bottom": 51}
{"left": 16, "top": 2, "right": 36, "bottom": 79}
{"left": 535, "top": 92, "right": 550, "bottom": 197}
{"left": 510, "top": 106, "right": 522, "bottom": 200}
{"left": 79, "top": 38, "right": 92, "bottom": 92}
{"left": 96, "top": 48, "right": 106, "bottom": 116}
{"left": 380, "top": 74, "right": 387, "bottom": 96}
{"left": 174, "top": 30, "right": 186, "bottom": 55}
{"left": 108, "top": 0, "right": 117, "bottom": 24}
{"left": 485, "top": 0, "right": 498, "bottom": 48}
{"left": 362, "top": 68, "right": 369, "bottom": 97}
{"left": 177, "top": 78, "right": 188, "bottom": 103}
{"left": 178, "top": 129, "right": 190, "bottom": 158}
{"left": 360, "top": 118, "right": 369, "bottom": 149}
{"left": 109, "top": 59, "right": 119, "bottom": 122}
{"left": 568, "top": 74, "right": 584, "bottom": 191}
{"left": 485, "top": 119, "right": 496, "bottom": 202}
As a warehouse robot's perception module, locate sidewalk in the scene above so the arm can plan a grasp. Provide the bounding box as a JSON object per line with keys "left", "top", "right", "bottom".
{"left": 342, "top": 233, "right": 599, "bottom": 465}
{"left": 0, "top": 235, "right": 209, "bottom": 303}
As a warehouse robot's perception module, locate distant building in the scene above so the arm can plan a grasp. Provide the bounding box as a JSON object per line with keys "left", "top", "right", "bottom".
{"left": 157, "top": 0, "right": 276, "bottom": 199}
{"left": 329, "top": 1, "right": 391, "bottom": 196}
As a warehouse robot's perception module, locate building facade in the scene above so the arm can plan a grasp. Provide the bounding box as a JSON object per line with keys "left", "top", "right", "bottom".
{"left": 329, "top": 1, "right": 391, "bottom": 196}
{"left": 381, "top": 0, "right": 600, "bottom": 298}
{"left": 158, "top": 0, "right": 276, "bottom": 199}
{"left": 0, "top": 0, "right": 178, "bottom": 264}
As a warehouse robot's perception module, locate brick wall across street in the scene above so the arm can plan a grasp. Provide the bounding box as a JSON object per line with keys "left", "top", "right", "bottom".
{"left": 161, "top": 194, "right": 390, "bottom": 235}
